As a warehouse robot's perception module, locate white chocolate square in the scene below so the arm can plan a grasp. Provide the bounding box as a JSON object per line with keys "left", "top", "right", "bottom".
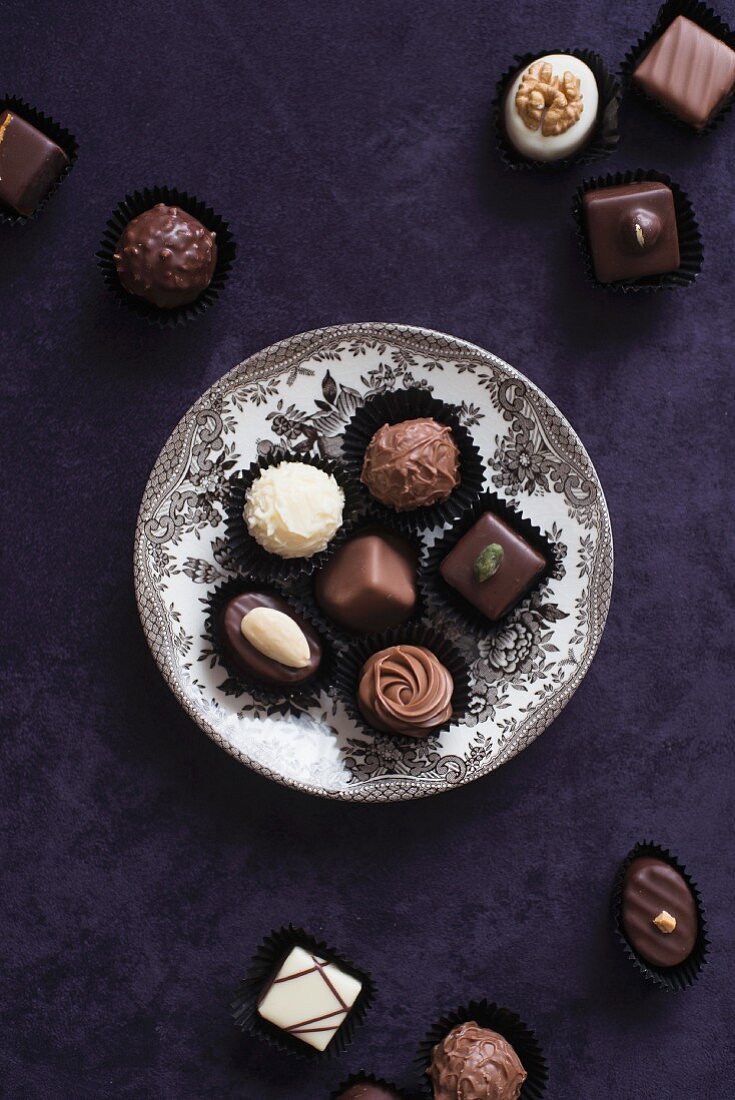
{"left": 257, "top": 945, "right": 362, "bottom": 1051}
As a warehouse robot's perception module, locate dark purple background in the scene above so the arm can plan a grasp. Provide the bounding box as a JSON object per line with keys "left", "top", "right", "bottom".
{"left": 3, "top": 1, "right": 734, "bottom": 1096}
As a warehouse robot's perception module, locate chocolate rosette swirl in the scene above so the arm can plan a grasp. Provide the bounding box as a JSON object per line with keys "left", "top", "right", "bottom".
{"left": 358, "top": 644, "right": 454, "bottom": 737}
{"left": 335, "top": 624, "right": 470, "bottom": 740}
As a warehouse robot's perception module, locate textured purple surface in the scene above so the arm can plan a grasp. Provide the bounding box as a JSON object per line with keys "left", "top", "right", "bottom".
{"left": 2, "top": 2, "right": 734, "bottom": 1097}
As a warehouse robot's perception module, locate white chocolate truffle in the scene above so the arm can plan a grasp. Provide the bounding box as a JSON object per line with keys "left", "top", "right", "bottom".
{"left": 503, "top": 53, "right": 599, "bottom": 162}
{"left": 244, "top": 461, "right": 345, "bottom": 559}
{"left": 257, "top": 945, "right": 362, "bottom": 1051}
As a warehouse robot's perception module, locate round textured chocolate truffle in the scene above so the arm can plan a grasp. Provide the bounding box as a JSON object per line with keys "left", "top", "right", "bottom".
{"left": 114, "top": 203, "right": 217, "bottom": 308}
{"left": 429, "top": 1022, "right": 527, "bottom": 1100}
{"left": 619, "top": 208, "right": 662, "bottom": 254}
{"left": 503, "top": 53, "right": 599, "bottom": 162}
{"left": 361, "top": 418, "right": 460, "bottom": 511}
{"left": 337, "top": 1084, "right": 404, "bottom": 1100}
{"left": 357, "top": 644, "right": 453, "bottom": 737}
{"left": 621, "top": 856, "right": 698, "bottom": 967}
{"left": 244, "top": 461, "right": 345, "bottom": 559}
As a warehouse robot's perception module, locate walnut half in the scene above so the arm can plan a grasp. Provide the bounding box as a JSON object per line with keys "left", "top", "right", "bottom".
{"left": 515, "top": 61, "right": 584, "bottom": 136}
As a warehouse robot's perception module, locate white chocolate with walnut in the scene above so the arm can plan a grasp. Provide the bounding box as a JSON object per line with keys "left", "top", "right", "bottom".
{"left": 504, "top": 53, "right": 599, "bottom": 161}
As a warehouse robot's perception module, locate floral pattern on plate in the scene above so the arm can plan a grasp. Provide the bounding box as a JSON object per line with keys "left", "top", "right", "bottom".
{"left": 134, "top": 323, "right": 613, "bottom": 801}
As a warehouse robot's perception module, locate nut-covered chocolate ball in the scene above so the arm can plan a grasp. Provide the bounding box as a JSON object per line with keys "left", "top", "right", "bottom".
{"left": 429, "top": 1021, "right": 527, "bottom": 1100}
{"left": 337, "top": 1084, "right": 404, "bottom": 1100}
{"left": 114, "top": 203, "right": 217, "bottom": 308}
{"left": 361, "top": 417, "right": 460, "bottom": 511}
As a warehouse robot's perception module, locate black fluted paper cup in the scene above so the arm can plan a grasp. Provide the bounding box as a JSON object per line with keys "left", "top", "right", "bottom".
{"left": 493, "top": 48, "right": 620, "bottom": 171}
{"left": 296, "top": 520, "right": 428, "bottom": 649}
{"left": 417, "top": 1000, "right": 548, "bottom": 1099}
{"left": 201, "top": 577, "right": 336, "bottom": 708}
{"left": 423, "top": 492, "right": 559, "bottom": 637}
{"left": 330, "top": 1071, "right": 409, "bottom": 1099}
{"left": 334, "top": 623, "right": 471, "bottom": 739}
{"left": 342, "top": 388, "right": 485, "bottom": 534}
{"left": 223, "top": 450, "right": 363, "bottom": 584}
{"left": 611, "top": 841, "right": 709, "bottom": 992}
{"left": 231, "top": 925, "right": 375, "bottom": 1062}
{"left": 621, "top": 0, "right": 735, "bottom": 134}
{"left": 572, "top": 169, "right": 703, "bottom": 292}
{"left": 96, "top": 186, "right": 236, "bottom": 327}
{"left": 0, "top": 96, "right": 77, "bottom": 225}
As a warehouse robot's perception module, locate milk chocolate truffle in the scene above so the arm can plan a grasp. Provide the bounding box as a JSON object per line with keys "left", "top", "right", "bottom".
{"left": 315, "top": 529, "right": 417, "bottom": 633}
{"left": 114, "top": 203, "right": 217, "bottom": 308}
{"left": 337, "top": 1084, "right": 404, "bottom": 1100}
{"left": 361, "top": 418, "right": 460, "bottom": 512}
{"left": 633, "top": 15, "right": 735, "bottom": 130}
{"left": 219, "top": 590, "right": 322, "bottom": 688}
{"left": 358, "top": 644, "right": 453, "bottom": 736}
{"left": 622, "top": 857, "right": 698, "bottom": 967}
{"left": 583, "top": 181, "right": 680, "bottom": 283}
{"left": 440, "top": 512, "right": 546, "bottom": 622}
{"left": 0, "top": 109, "right": 69, "bottom": 216}
{"left": 429, "top": 1022, "right": 527, "bottom": 1100}
{"left": 504, "top": 53, "right": 599, "bottom": 161}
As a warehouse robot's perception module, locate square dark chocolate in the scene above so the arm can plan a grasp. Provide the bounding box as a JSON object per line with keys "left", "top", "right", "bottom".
{"left": 0, "top": 109, "right": 69, "bottom": 216}
{"left": 440, "top": 511, "right": 546, "bottom": 623}
{"left": 582, "top": 181, "right": 680, "bottom": 283}
{"left": 633, "top": 15, "right": 735, "bottom": 129}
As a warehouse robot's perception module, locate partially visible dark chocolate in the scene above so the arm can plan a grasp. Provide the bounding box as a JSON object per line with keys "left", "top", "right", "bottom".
{"left": 336, "top": 1084, "right": 404, "bottom": 1100}
{"left": 361, "top": 418, "right": 460, "bottom": 512}
{"left": 633, "top": 14, "right": 735, "bottom": 129}
{"left": 622, "top": 856, "right": 698, "bottom": 967}
{"left": 0, "top": 109, "right": 68, "bottom": 216}
{"left": 583, "top": 181, "right": 680, "bottom": 283}
{"left": 114, "top": 203, "right": 217, "bottom": 308}
{"left": 439, "top": 512, "right": 546, "bottom": 623}
{"left": 314, "top": 528, "right": 418, "bottom": 634}
{"left": 219, "top": 590, "right": 321, "bottom": 688}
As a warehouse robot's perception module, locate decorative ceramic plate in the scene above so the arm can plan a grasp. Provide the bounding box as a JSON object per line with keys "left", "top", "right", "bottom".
{"left": 134, "top": 324, "right": 613, "bottom": 802}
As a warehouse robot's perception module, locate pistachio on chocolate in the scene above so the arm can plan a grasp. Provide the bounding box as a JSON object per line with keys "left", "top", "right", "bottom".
{"left": 474, "top": 542, "right": 504, "bottom": 582}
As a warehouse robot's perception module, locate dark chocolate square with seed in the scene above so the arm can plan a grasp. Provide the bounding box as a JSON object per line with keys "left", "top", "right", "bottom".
{"left": 440, "top": 512, "right": 546, "bottom": 622}
{"left": 0, "top": 109, "right": 69, "bottom": 216}
{"left": 582, "top": 181, "right": 680, "bottom": 283}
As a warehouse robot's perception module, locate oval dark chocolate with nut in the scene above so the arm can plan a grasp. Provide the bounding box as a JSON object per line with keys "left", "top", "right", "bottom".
{"left": 621, "top": 856, "right": 698, "bottom": 967}
{"left": 219, "top": 590, "right": 322, "bottom": 688}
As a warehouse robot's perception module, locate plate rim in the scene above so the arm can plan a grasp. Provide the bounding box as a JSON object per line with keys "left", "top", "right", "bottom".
{"left": 134, "top": 321, "right": 614, "bottom": 802}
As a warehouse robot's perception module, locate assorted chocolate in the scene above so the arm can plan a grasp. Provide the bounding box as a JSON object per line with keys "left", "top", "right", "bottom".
{"left": 0, "top": 108, "right": 69, "bottom": 216}
{"left": 256, "top": 944, "right": 363, "bottom": 1052}
{"left": 357, "top": 643, "right": 454, "bottom": 737}
{"left": 244, "top": 460, "right": 345, "bottom": 559}
{"left": 440, "top": 511, "right": 546, "bottom": 623}
{"left": 503, "top": 53, "right": 599, "bottom": 162}
{"left": 114, "top": 203, "right": 217, "bottom": 308}
{"left": 429, "top": 1022, "right": 527, "bottom": 1100}
{"left": 621, "top": 856, "right": 698, "bottom": 968}
{"left": 335, "top": 1081, "right": 405, "bottom": 1100}
{"left": 361, "top": 418, "right": 460, "bottom": 512}
{"left": 633, "top": 14, "right": 735, "bottom": 129}
{"left": 219, "top": 590, "right": 322, "bottom": 688}
{"left": 582, "top": 179, "right": 681, "bottom": 284}
{"left": 315, "top": 528, "right": 418, "bottom": 634}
